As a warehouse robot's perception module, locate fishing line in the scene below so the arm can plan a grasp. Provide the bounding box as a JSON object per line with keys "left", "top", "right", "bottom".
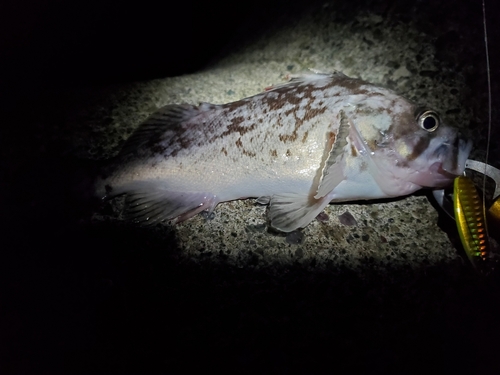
{"left": 482, "top": 0, "right": 491, "bottom": 231}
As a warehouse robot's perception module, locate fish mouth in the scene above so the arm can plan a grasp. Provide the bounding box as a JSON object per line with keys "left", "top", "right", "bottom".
{"left": 441, "top": 138, "right": 473, "bottom": 176}
{"left": 430, "top": 137, "right": 473, "bottom": 187}
{"left": 407, "top": 137, "right": 472, "bottom": 188}
{"left": 427, "top": 162, "right": 462, "bottom": 187}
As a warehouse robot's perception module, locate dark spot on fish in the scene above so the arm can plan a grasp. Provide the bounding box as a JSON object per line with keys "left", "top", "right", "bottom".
{"left": 286, "top": 149, "right": 292, "bottom": 157}
{"left": 215, "top": 111, "right": 257, "bottom": 140}
{"left": 302, "top": 131, "right": 309, "bottom": 143}
{"left": 302, "top": 107, "right": 327, "bottom": 122}
{"left": 338, "top": 211, "right": 357, "bottom": 226}
{"left": 221, "top": 147, "right": 228, "bottom": 156}
{"left": 279, "top": 133, "right": 298, "bottom": 143}
{"left": 234, "top": 137, "right": 256, "bottom": 157}
{"left": 286, "top": 230, "right": 304, "bottom": 245}
{"left": 242, "top": 149, "right": 256, "bottom": 157}
{"left": 380, "top": 235, "right": 387, "bottom": 243}
{"left": 362, "top": 234, "right": 369, "bottom": 241}
{"left": 407, "top": 136, "right": 431, "bottom": 161}
{"left": 271, "top": 149, "right": 278, "bottom": 157}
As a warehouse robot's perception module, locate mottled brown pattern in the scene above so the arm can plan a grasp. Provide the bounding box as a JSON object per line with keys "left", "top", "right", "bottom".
{"left": 332, "top": 75, "right": 377, "bottom": 96}
{"left": 242, "top": 149, "right": 256, "bottom": 157}
{"left": 303, "top": 107, "right": 328, "bottom": 122}
{"left": 147, "top": 74, "right": 402, "bottom": 159}
{"left": 234, "top": 136, "right": 256, "bottom": 157}
{"left": 275, "top": 82, "right": 332, "bottom": 143}
{"left": 271, "top": 149, "right": 278, "bottom": 157}
{"left": 279, "top": 132, "right": 297, "bottom": 142}
{"left": 301, "top": 131, "right": 309, "bottom": 143}
{"left": 387, "top": 102, "right": 420, "bottom": 139}
{"left": 407, "top": 137, "right": 431, "bottom": 161}
{"left": 219, "top": 116, "right": 256, "bottom": 138}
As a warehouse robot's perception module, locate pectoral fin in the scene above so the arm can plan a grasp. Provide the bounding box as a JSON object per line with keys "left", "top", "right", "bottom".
{"left": 314, "top": 110, "right": 351, "bottom": 199}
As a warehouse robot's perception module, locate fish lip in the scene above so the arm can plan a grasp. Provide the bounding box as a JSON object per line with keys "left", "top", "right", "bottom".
{"left": 410, "top": 156, "right": 466, "bottom": 189}
{"left": 432, "top": 163, "right": 461, "bottom": 187}
{"left": 418, "top": 161, "right": 457, "bottom": 188}
{"left": 411, "top": 137, "right": 472, "bottom": 189}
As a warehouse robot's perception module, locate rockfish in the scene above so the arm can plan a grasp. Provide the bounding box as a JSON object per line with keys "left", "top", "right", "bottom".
{"left": 95, "top": 71, "right": 472, "bottom": 232}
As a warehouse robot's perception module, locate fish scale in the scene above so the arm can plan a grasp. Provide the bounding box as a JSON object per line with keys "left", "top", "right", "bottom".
{"left": 95, "top": 71, "right": 472, "bottom": 232}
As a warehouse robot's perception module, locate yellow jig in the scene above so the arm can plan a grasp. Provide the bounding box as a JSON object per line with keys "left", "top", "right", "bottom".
{"left": 453, "top": 176, "right": 489, "bottom": 268}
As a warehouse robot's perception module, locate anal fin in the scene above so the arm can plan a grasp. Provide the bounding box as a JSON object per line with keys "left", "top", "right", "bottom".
{"left": 123, "top": 181, "right": 218, "bottom": 225}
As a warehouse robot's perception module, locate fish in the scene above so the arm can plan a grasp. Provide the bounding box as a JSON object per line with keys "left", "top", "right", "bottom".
{"left": 94, "top": 71, "right": 472, "bottom": 232}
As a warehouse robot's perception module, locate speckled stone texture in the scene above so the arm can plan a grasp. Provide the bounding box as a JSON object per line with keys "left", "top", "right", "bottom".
{"left": 2, "top": 0, "right": 500, "bottom": 373}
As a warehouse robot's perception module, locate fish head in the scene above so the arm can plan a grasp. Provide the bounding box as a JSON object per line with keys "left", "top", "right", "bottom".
{"left": 387, "top": 106, "right": 472, "bottom": 189}
{"left": 349, "top": 97, "right": 472, "bottom": 195}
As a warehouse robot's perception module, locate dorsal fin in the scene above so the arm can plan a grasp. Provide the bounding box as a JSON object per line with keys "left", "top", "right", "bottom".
{"left": 118, "top": 104, "right": 201, "bottom": 156}
{"left": 264, "top": 71, "right": 345, "bottom": 92}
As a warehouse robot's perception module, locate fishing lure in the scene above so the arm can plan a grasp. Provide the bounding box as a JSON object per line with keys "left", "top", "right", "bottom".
{"left": 433, "top": 1, "right": 499, "bottom": 272}
{"left": 454, "top": 175, "right": 489, "bottom": 268}
{"left": 433, "top": 161, "right": 500, "bottom": 271}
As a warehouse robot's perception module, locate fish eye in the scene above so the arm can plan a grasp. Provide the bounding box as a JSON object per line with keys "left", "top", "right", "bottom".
{"left": 417, "top": 110, "right": 440, "bottom": 132}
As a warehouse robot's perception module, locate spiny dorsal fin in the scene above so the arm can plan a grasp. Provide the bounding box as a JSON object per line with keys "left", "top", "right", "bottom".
{"left": 265, "top": 71, "right": 346, "bottom": 92}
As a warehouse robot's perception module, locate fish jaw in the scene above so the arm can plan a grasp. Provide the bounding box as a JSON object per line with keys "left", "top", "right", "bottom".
{"left": 394, "top": 128, "right": 473, "bottom": 189}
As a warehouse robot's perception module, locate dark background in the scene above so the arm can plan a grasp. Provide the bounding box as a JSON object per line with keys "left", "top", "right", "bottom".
{"left": 1, "top": 0, "right": 500, "bottom": 374}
